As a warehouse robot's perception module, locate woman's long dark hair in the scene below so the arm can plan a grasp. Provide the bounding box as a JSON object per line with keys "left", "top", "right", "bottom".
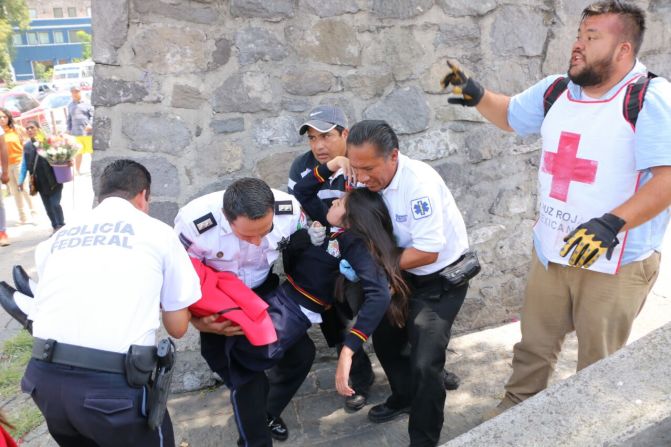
{"left": 0, "top": 107, "right": 15, "bottom": 129}
{"left": 340, "top": 188, "right": 409, "bottom": 327}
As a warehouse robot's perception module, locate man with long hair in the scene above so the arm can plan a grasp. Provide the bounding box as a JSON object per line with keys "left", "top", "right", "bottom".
{"left": 443, "top": 1, "right": 671, "bottom": 419}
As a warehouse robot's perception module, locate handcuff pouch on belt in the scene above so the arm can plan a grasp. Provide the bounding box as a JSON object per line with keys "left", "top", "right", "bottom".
{"left": 125, "top": 344, "right": 158, "bottom": 387}
{"left": 439, "top": 250, "right": 481, "bottom": 289}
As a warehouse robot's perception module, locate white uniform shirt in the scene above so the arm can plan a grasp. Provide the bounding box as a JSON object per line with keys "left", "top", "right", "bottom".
{"left": 173, "top": 189, "right": 305, "bottom": 288}
{"left": 382, "top": 153, "right": 469, "bottom": 276}
{"left": 32, "top": 197, "right": 201, "bottom": 353}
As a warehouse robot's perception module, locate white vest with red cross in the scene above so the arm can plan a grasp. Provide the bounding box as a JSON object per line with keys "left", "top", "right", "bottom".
{"left": 534, "top": 76, "right": 644, "bottom": 274}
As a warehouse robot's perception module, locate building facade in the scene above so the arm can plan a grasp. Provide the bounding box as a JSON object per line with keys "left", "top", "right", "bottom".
{"left": 11, "top": 17, "right": 91, "bottom": 81}
{"left": 26, "top": 0, "right": 91, "bottom": 20}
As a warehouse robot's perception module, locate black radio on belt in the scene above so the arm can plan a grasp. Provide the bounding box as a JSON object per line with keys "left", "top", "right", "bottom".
{"left": 439, "top": 250, "right": 481, "bottom": 289}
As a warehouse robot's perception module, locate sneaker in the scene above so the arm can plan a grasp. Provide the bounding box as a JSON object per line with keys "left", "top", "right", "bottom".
{"left": 0, "top": 231, "right": 9, "bottom": 246}
{"left": 482, "top": 397, "right": 518, "bottom": 421}
{"left": 267, "top": 415, "right": 288, "bottom": 441}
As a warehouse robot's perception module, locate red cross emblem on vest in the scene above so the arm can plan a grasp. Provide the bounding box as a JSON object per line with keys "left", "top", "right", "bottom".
{"left": 541, "top": 131, "right": 598, "bottom": 202}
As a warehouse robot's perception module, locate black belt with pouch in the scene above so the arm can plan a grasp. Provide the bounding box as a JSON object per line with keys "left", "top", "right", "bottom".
{"left": 439, "top": 250, "right": 481, "bottom": 289}
{"left": 33, "top": 337, "right": 174, "bottom": 430}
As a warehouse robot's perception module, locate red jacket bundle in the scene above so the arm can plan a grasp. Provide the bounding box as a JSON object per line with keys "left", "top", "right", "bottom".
{"left": 188, "top": 258, "right": 277, "bottom": 346}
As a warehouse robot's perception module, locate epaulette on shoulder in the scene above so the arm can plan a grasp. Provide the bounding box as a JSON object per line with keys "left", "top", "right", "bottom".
{"left": 193, "top": 212, "right": 217, "bottom": 234}
{"left": 275, "top": 200, "right": 294, "bottom": 215}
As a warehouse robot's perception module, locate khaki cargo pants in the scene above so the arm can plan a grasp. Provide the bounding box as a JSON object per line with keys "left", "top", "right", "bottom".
{"left": 504, "top": 249, "right": 661, "bottom": 404}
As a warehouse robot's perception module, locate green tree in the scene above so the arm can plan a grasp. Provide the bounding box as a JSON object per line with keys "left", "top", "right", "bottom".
{"left": 75, "top": 30, "right": 91, "bottom": 60}
{"left": 33, "top": 62, "right": 52, "bottom": 82}
{"left": 0, "top": 0, "right": 29, "bottom": 84}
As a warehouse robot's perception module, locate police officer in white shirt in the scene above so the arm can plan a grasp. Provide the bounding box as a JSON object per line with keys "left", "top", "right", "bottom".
{"left": 346, "top": 120, "right": 470, "bottom": 447}
{"left": 19, "top": 159, "right": 201, "bottom": 447}
{"left": 174, "top": 178, "right": 306, "bottom": 447}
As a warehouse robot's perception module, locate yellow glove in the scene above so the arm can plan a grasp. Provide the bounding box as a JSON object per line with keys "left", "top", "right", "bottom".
{"left": 559, "top": 213, "right": 626, "bottom": 268}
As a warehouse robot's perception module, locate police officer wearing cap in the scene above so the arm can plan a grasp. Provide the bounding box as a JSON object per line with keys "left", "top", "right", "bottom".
{"left": 174, "top": 178, "right": 306, "bottom": 447}
{"left": 20, "top": 159, "right": 201, "bottom": 447}
{"left": 346, "top": 120, "right": 470, "bottom": 447}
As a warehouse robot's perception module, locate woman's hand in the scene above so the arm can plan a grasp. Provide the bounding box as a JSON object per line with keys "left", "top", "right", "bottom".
{"left": 326, "top": 156, "right": 356, "bottom": 186}
{"left": 335, "top": 346, "right": 355, "bottom": 396}
{"left": 190, "top": 314, "right": 244, "bottom": 336}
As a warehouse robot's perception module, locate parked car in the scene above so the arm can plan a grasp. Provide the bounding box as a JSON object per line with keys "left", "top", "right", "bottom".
{"left": 11, "top": 82, "right": 55, "bottom": 100}
{"left": 0, "top": 91, "right": 40, "bottom": 117}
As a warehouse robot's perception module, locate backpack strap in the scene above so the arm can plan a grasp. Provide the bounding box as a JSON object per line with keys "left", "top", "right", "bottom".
{"left": 623, "top": 72, "right": 657, "bottom": 129}
{"left": 543, "top": 76, "right": 570, "bottom": 116}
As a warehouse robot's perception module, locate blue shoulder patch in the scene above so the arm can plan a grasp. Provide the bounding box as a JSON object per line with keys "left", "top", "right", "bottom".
{"left": 411, "top": 197, "right": 432, "bottom": 220}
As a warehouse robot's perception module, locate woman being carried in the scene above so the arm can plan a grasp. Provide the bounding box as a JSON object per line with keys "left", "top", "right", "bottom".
{"left": 263, "top": 155, "right": 409, "bottom": 437}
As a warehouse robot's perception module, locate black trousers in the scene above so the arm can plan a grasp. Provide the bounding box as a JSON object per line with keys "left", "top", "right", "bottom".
{"left": 22, "top": 359, "right": 174, "bottom": 447}
{"left": 39, "top": 184, "right": 64, "bottom": 229}
{"left": 373, "top": 280, "right": 467, "bottom": 447}
{"left": 215, "top": 333, "right": 315, "bottom": 447}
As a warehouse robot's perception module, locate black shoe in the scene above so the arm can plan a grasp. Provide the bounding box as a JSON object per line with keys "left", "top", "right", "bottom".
{"left": 0, "top": 282, "right": 31, "bottom": 333}
{"left": 368, "top": 402, "right": 410, "bottom": 423}
{"left": 345, "top": 373, "right": 374, "bottom": 412}
{"left": 12, "top": 265, "right": 35, "bottom": 298}
{"left": 443, "top": 370, "right": 461, "bottom": 391}
{"left": 345, "top": 392, "right": 368, "bottom": 412}
{"left": 267, "top": 415, "right": 288, "bottom": 441}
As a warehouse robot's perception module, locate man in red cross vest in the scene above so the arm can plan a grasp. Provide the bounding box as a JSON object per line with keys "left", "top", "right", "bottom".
{"left": 443, "top": 1, "right": 671, "bottom": 419}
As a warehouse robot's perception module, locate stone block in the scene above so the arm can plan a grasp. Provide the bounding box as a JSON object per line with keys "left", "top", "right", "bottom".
{"left": 92, "top": 78, "right": 149, "bottom": 107}
{"left": 286, "top": 20, "right": 361, "bottom": 66}
{"left": 92, "top": 116, "right": 111, "bottom": 152}
{"left": 364, "top": 26, "right": 424, "bottom": 81}
{"left": 281, "top": 97, "right": 312, "bottom": 113}
{"left": 437, "top": 0, "right": 496, "bottom": 17}
{"left": 92, "top": 0, "right": 128, "bottom": 65}
{"left": 92, "top": 156, "right": 180, "bottom": 199}
{"left": 194, "top": 139, "right": 244, "bottom": 177}
{"left": 371, "top": 0, "right": 434, "bottom": 19}
{"left": 208, "top": 38, "right": 232, "bottom": 70}
{"left": 254, "top": 150, "right": 304, "bottom": 189}
{"left": 363, "top": 86, "right": 430, "bottom": 135}
{"left": 342, "top": 68, "right": 393, "bottom": 100}
{"left": 489, "top": 188, "right": 536, "bottom": 219}
{"left": 282, "top": 69, "right": 337, "bottom": 96}
{"left": 230, "top": 0, "right": 295, "bottom": 20}
{"left": 490, "top": 6, "right": 547, "bottom": 57}
{"left": 131, "top": 24, "right": 209, "bottom": 74}
{"left": 131, "top": 0, "right": 221, "bottom": 24}
{"left": 148, "top": 201, "right": 179, "bottom": 225}
{"left": 171, "top": 84, "right": 204, "bottom": 109}
{"left": 210, "top": 117, "right": 245, "bottom": 134}
{"left": 252, "top": 115, "right": 303, "bottom": 147}
{"left": 235, "top": 27, "right": 288, "bottom": 65}
{"left": 211, "top": 71, "right": 279, "bottom": 113}
{"left": 433, "top": 20, "right": 481, "bottom": 51}
{"left": 435, "top": 105, "right": 487, "bottom": 123}
{"left": 400, "top": 128, "right": 455, "bottom": 161}
{"left": 122, "top": 113, "right": 192, "bottom": 155}
{"left": 302, "top": 0, "right": 361, "bottom": 17}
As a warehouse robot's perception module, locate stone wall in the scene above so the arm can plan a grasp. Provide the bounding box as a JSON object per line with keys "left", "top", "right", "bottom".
{"left": 91, "top": 0, "right": 671, "bottom": 335}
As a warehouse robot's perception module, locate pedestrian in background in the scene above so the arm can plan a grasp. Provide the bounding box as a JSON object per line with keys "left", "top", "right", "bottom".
{"left": 66, "top": 86, "right": 93, "bottom": 174}
{"left": 19, "top": 121, "right": 65, "bottom": 233}
{"left": 0, "top": 108, "right": 36, "bottom": 225}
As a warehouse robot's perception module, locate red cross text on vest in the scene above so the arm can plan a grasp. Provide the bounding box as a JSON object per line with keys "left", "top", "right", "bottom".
{"left": 542, "top": 131, "right": 598, "bottom": 202}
